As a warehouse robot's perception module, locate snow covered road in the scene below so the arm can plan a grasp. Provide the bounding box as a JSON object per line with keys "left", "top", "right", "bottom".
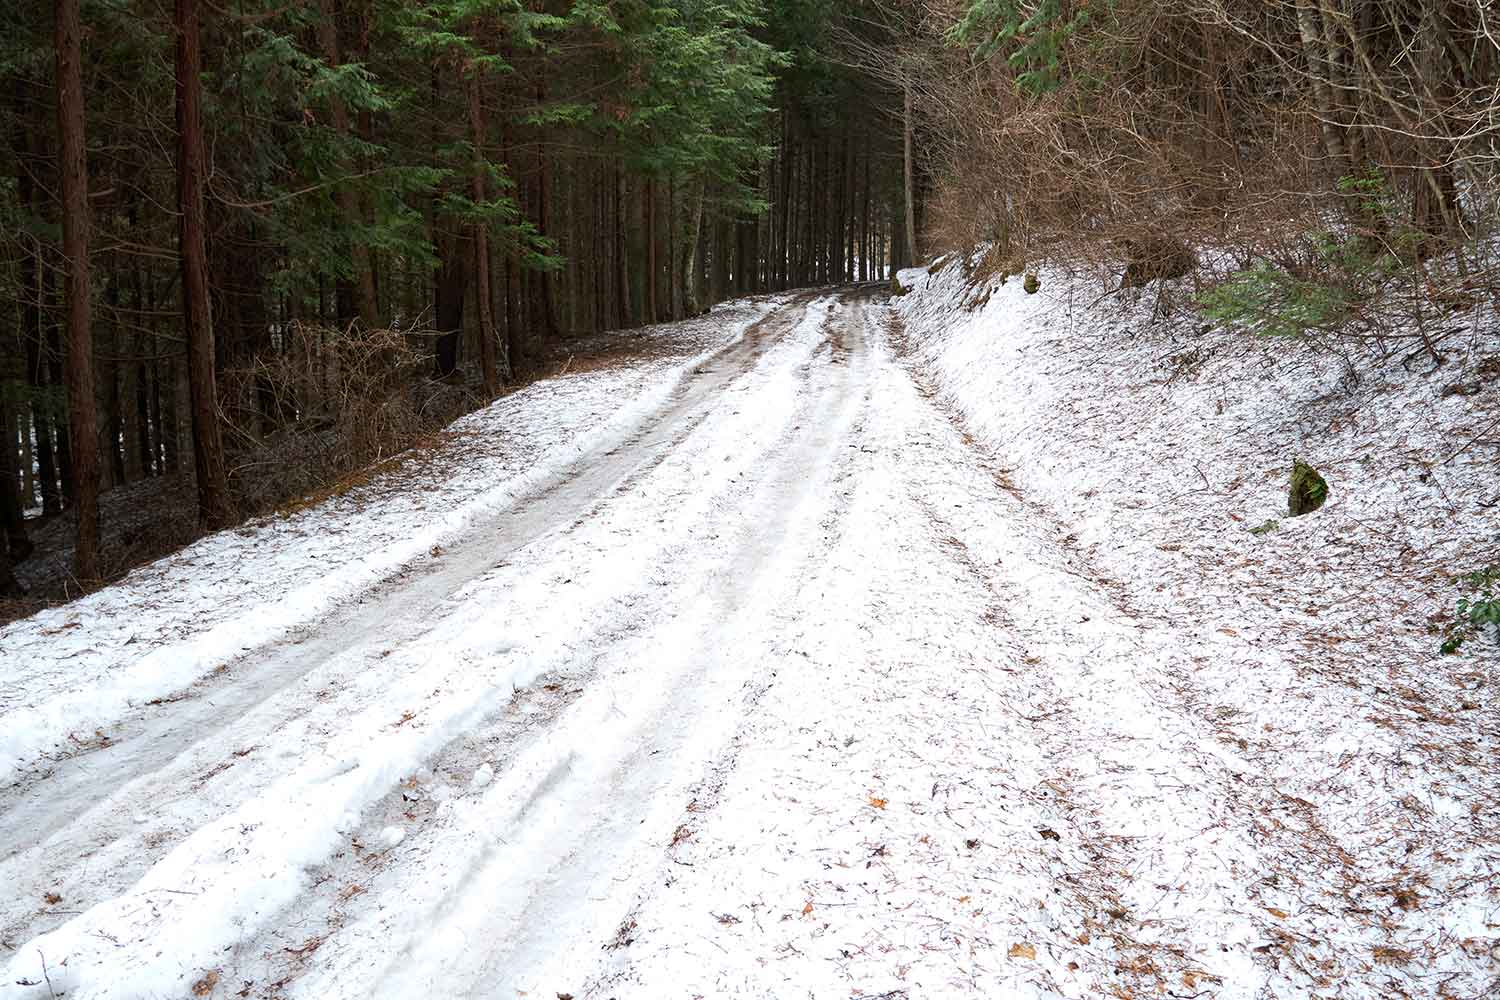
{"left": 3, "top": 285, "right": 1494, "bottom": 1000}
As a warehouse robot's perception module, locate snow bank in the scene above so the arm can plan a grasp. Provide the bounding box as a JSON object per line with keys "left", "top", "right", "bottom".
{"left": 0, "top": 298, "right": 783, "bottom": 790}
{"left": 888, "top": 256, "right": 1500, "bottom": 998}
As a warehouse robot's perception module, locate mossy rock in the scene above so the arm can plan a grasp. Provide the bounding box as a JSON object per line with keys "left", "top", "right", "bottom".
{"left": 1023, "top": 273, "right": 1040, "bottom": 294}
{"left": 891, "top": 274, "right": 910, "bottom": 297}
{"left": 1288, "top": 458, "right": 1328, "bottom": 516}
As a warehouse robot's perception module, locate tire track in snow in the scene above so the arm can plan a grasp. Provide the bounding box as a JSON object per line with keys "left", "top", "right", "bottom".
{"left": 0, "top": 296, "right": 820, "bottom": 983}
{"left": 0, "top": 293, "right": 845, "bottom": 1000}
{"left": 0, "top": 299, "right": 816, "bottom": 867}
{"left": 264, "top": 291, "right": 881, "bottom": 1000}
{"left": 0, "top": 295, "right": 812, "bottom": 812}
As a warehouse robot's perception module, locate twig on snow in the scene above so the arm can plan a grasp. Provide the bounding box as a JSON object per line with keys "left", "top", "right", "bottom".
{"left": 39, "top": 948, "right": 58, "bottom": 1000}
{"left": 1436, "top": 413, "right": 1500, "bottom": 468}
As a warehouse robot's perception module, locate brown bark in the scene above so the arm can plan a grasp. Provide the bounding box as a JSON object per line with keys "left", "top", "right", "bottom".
{"left": 680, "top": 178, "right": 705, "bottom": 316}
{"left": 468, "top": 69, "right": 498, "bottom": 396}
{"left": 176, "top": 0, "right": 233, "bottom": 529}
{"left": 317, "top": 0, "right": 380, "bottom": 328}
{"left": 56, "top": 0, "right": 100, "bottom": 580}
{"left": 615, "top": 165, "right": 632, "bottom": 329}
{"left": 645, "top": 178, "right": 658, "bottom": 322}
{"left": 533, "top": 82, "right": 559, "bottom": 341}
{"left": 500, "top": 117, "right": 522, "bottom": 371}
{"left": 860, "top": 125, "right": 871, "bottom": 281}
{"left": 903, "top": 75, "right": 919, "bottom": 267}
{"left": 433, "top": 229, "right": 467, "bottom": 378}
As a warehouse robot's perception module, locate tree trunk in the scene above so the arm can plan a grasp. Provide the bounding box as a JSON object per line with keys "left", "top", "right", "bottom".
{"left": 645, "top": 178, "right": 659, "bottom": 322}
{"left": 499, "top": 114, "right": 521, "bottom": 374}
{"left": 317, "top": 0, "right": 379, "bottom": 328}
{"left": 18, "top": 404, "right": 35, "bottom": 509}
{"left": 533, "top": 82, "right": 559, "bottom": 342}
{"left": 615, "top": 165, "right": 632, "bottom": 329}
{"left": 433, "top": 230, "right": 467, "bottom": 378}
{"left": 860, "top": 124, "right": 871, "bottom": 281}
{"left": 0, "top": 402, "right": 31, "bottom": 563}
{"left": 56, "top": 0, "right": 101, "bottom": 580}
{"left": 0, "top": 549, "right": 20, "bottom": 598}
{"left": 45, "top": 287, "right": 75, "bottom": 507}
{"left": 20, "top": 225, "right": 60, "bottom": 518}
{"left": 903, "top": 75, "right": 919, "bottom": 267}
{"left": 176, "top": 0, "right": 233, "bottom": 529}
{"left": 1296, "top": 1, "right": 1348, "bottom": 168}
{"left": 668, "top": 175, "right": 681, "bottom": 319}
{"left": 135, "top": 344, "right": 153, "bottom": 476}
{"left": 105, "top": 305, "right": 126, "bottom": 487}
{"left": 468, "top": 69, "right": 498, "bottom": 396}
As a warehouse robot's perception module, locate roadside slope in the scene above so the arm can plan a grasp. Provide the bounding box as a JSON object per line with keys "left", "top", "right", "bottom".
{"left": 892, "top": 259, "right": 1500, "bottom": 998}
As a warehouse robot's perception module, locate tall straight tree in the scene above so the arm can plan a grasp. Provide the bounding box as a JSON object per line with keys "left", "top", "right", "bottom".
{"left": 55, "top": 0, "right": 100, "bottom": 581}
{"left": 175, "top": 0, "right": 232, "bottom": 528}
{"left": 317, "top": 0, "right": 380, "bottom": 329}
{"left": 468, "top": 63, "right": 498, "bottom": 396}
{"left": 902, "top": 74, "right": 917, "bottom": 268}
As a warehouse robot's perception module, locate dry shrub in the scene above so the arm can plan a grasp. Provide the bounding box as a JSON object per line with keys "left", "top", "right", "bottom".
{"left": 220, "top": 324, "right": 480, "bottom": 514}
{"left": 906, "top": 0, "right": 1500, "bottom": 315}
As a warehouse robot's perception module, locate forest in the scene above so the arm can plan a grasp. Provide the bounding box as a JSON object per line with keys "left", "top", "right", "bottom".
{"left": 2, "top": 0, "right": 1496, "bottom": 601}
{"left": 1, "top": 4, "right": 1495, "bottom": 996}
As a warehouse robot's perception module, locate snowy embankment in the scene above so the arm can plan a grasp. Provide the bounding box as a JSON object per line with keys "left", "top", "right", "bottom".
{"left": 0, "top": 297, "right": 782, "bottom": 790}
{"left": 882, "top": 259, "right": 1499, "bottom": 997}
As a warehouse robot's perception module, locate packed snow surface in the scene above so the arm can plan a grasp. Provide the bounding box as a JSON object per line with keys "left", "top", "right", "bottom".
{"left": 1, "top": 272, "right": 1495, "bottom": 1000}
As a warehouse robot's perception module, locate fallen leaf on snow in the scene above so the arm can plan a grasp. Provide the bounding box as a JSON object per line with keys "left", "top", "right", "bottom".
{"left": 284, "top": 936, "right": 323, "bottom": 957}
{"left": 191, "top": 970, "right": 219, "bottom": 996}
{"left": 1008, "top": 943, "right": 1036, "bottom": 960}
{"left": 802, "top": 900, "right": 814, "bottom": 916}
{"left": 1265, "top": 907, "right": 1289, "bottom": 919}
{"left": 868, "top": 796, "right": 887, "bottom": 810}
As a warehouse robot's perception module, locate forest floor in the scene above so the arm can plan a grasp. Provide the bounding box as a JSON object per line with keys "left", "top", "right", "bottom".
{"left": 1, "top": 273, "right": 1496, "bottom": 1000}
